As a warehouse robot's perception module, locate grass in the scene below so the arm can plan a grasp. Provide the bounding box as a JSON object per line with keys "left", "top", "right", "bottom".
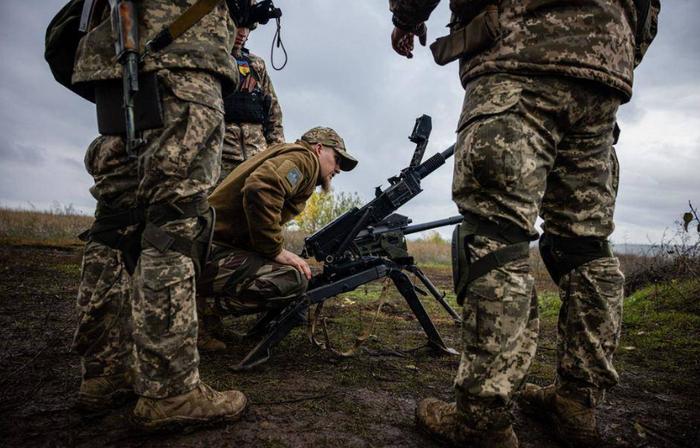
{"left": 0, "top": 208, "right": 92, "bottom": 245}
{"left": 618, "top": 279, "right": 700, "bottom": 376}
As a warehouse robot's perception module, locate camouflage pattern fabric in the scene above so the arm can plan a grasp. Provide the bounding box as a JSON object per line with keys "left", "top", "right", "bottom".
{"left": 220, "top": 51, "right": 284, "bottom": 183}
{"left": 198, "top": 246, "right": 308, "bottom": 315}
{"left": 72, "top": 240, "right": 134, "bottom": 380}
{"left": 75, "top": 69, "right": 226, "bottom": 398}
{"left": 452, "top": 73, "right": 624, "bottom": 417}
{"left": 389, "top": 0, "right": 660, "bottom": 100}
{"left": 72, "top": 0, "right": 238, "bottom": 86}
{"left": 555, "top": 257, "right": 624, "bottom": 403}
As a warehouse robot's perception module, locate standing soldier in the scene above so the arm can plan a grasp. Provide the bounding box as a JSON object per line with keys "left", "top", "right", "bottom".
{"left": 389, "top": 0, "right": 659, "bottom": 446}
{"left": 70, "top": 0, "right": 250, "bottom": 431}
{"left": 220, "top": 25, "right": 285, "bottom": 182}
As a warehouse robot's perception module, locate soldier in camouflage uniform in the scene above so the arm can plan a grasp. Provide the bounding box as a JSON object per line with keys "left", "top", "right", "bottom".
{"left": 198, "top": 24, "right": 285, "bottom": 349}
{"left": 197, "top": 128, "right": 357, "bottom": 331}
{"left": 219, "top": 25, "right": 285, "bottom": 182}
{"left": 389, "top": 0, "right": 659, "bottom": 446}
{"left": 71, "top": 0, "right": 249, "bottom": 430}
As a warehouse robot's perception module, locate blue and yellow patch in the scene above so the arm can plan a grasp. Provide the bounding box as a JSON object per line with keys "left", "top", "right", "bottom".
{"left": 237, "top": 60, "right": 251, "bottom": 77}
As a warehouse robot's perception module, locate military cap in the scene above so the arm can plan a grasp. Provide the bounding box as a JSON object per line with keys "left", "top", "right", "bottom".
{"left": 300, "top": 127, "right": 358, "bottom": 171}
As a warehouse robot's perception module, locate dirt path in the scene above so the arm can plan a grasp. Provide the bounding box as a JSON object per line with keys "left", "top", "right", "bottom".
{"left": 0, "top": 244, "right": 697, "bottom": 447}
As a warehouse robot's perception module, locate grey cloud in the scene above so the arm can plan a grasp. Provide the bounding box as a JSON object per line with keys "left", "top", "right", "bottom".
{"left": 0, "top": 142, "right": 46, "bottom": 164}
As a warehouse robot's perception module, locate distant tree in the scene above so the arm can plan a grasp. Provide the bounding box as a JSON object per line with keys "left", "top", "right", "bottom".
{"left": 292, "top": 191, "right": 363, "bottom": 234}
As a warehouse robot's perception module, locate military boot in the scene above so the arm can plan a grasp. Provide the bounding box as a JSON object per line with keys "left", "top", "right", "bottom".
{"left": 197, "top": 332, "right": 227, "bottom": 352}
{"left": 77, "top": 372, "right": 134, "bottom": 411}
{"left": 518, "top": 383, "right": 599, "bottom": 447}
{"left": 416, "top": 398, "right": 518, "bottom": 448}
{"left": 131, "top": 382, "right": 247, "bottom": 431}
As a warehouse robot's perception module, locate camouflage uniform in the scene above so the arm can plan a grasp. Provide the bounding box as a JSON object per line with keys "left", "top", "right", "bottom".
{"left": 390, "top": 0, "right": 659, "bottom": 427}
{"left": 71, "top": 0, "right": 237, "bottom": 399}
{"left": 200, "top": 141, "right": 322, "bottom": 312}
{"left": 219, "top": 48, "right": 284, "bottom": 182}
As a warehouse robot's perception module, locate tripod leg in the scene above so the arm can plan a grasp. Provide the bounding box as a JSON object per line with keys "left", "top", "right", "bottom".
{"left": 409, "top": 266, "right": 462, "bottom": 323}
{"left": 232, "top": 301, "right": 308, "bottom": 370}
{"left": 239, "top": 309, "right": 282, "bottom": 338}
{"left": 389, "top": 270, "right": 458, "bottom": 356}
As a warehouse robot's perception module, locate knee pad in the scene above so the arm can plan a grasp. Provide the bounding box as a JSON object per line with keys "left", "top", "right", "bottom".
{"left": 539, "top": 233, "right": 613, "bottom": 285}
{"left": 452, "top": 213, "right": 535, "bottom": 304}
{"left": 79, "top": 203, "right": 145, "bottom": 275}
{"left": 141, "top": 195, "right": 215, "bottom": 278}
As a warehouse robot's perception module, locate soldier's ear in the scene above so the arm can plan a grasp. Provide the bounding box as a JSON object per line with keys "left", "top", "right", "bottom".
{"left": 313, "top": 143, "right": 323, "bottom": 156}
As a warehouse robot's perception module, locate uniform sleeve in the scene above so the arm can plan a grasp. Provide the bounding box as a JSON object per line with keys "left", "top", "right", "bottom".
{"left": 258, "top": 59, "right": 285, "bottom": 145}
{"left": 241, "top": 153, "right": 312, "bottom": 257}
{"left": 389, "top": 0, "right": 441, "bottom": 31}
{"left": 634, "top": 0, "right": 660, "bottom": 67}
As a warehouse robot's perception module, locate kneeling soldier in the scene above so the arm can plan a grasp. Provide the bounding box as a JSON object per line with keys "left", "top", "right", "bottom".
{"left": 197, "top": 127, "right": 358, "bottom": 348}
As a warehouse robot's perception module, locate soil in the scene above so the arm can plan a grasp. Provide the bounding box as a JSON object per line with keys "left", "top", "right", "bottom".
{"left": 0, "top": 243, "right": 698, "bottom": 447}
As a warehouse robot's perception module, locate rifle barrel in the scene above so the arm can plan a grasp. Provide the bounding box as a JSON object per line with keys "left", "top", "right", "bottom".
{"left": 403, "top": 215, "right": 462, "bottom": 236}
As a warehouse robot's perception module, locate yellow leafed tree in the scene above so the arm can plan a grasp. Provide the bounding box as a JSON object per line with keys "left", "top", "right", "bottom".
{"left": 292, "top": 191, "right": 362, "bottom": 235}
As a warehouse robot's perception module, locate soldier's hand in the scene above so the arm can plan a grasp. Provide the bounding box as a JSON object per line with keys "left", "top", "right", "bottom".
{"left": 391, "top": 24, "right": 427, "bottom": 59}
{"left": 274, "top": 249, "right": 312, "bottom": 280}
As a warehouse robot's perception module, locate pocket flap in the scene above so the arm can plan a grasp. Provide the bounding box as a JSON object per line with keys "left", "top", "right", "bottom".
{"left": 456, "top": 82, "right": 521, "bottom": 133}
{"left": 140, "top": 252, "right": 195, "bottom": 291}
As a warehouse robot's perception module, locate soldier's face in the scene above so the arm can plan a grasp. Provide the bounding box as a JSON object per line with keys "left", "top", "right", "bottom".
{"left": 234, "top": 27, "right": 250, "bottom": 50}
{"left": 316, "top": 145, "right": 341, "bottom": 192}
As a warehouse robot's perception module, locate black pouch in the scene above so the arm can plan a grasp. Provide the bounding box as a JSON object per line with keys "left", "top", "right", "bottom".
{"left": 223, "top": 90, "right": 266, "bottom": 124}
{"left": 430, "top": 5, "right": 500, "bottom": 66}
{"left": 95, "top": 71, "right": 164, "bottom": 135}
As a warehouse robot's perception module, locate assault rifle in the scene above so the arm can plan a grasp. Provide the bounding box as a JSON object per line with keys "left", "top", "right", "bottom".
{"left": 231, "top": 115, "right": 462, "bottom": 369}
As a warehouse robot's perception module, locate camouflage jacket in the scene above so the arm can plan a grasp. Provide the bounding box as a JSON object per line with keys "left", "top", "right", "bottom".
{"left": 223, "top": 50, "right": 285, "bottom": 164}
{"left": 389, "top": 0, "right": 660, "bottom": 100}
{"left": 72, "top": 0, "right": 238, "bottom": 88}
{"left": 209, "top": 141, "right": 320, "bottom": 258}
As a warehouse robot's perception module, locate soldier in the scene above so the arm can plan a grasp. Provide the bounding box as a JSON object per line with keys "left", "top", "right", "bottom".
{"left": 219, "top": 25, "right": 285, "bottom": 182}
{"left": 197, "top": 24, "right": 285, "bottom": 349}
{"left": 71, "top": 0, "right": 250, "bottom": 431}
{"left": 389, "top": 1, "right": 659, "bottom": 446}
{"left": 197, "top": 127, "right": 357, "bottom": 328}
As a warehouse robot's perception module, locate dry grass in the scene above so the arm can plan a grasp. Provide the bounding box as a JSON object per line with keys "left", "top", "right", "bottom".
{"left": 0, "top": 208, "right": 92, "bottom": 244}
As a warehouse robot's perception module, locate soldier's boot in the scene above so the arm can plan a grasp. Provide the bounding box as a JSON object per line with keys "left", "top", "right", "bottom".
{"left": 197, "top": 312, "right": 227, "bottom": 352}
{"left": 518, "top": 384, "right": 599, "bottom": 447}
{"left": 77, "top": 372, "right": 135, "bottom": 411}
{"left": 416, "top": 398, "right": 518, "bottom": 448}
{"left": 131, "top": 382, "right": 247, "bottom": 431}
{"left": 197, "top": 332, "right": 227, "bottom": 352}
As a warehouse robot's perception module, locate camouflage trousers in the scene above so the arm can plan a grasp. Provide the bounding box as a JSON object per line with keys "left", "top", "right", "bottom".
{"left": 197, "top": 246, "right": 308, "bottom": 318}
{"left": 72, "top": 69, "right": 225, "bottom": 398}
{"left": 452, "top": 73, "right": 624, "bottom": 419}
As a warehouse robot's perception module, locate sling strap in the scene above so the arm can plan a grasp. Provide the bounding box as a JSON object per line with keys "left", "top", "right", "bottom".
{"left": 144, "top": 0, "right": 224, "bottom": 55}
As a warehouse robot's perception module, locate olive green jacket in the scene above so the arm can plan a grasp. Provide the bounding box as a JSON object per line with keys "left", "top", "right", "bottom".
{"left": 390, "top": 0, "right": 660, "bottom": 100}
{"left": 209, "top": 141, "right": 320, "bottom": 258}
{"left": 72, "top": 0, "right": 238, "bottom": 88}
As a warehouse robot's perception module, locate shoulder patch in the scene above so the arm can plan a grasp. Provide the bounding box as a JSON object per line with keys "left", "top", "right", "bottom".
{"left": 286, "top": 166, "right": 302, "bottom": 189}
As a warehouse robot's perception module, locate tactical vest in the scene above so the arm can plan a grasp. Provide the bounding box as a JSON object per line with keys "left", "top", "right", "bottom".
{"left": 223, "top": 50, "right": 270, "bottom": 124}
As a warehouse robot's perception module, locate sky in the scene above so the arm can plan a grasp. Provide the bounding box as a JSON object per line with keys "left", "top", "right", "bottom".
{"left": 0, "top": 1, "right": 698, "bottom": 244}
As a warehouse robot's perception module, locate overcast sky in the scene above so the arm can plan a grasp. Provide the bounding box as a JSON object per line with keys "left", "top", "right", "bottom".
{"left": 0, "top": 1, "right": 698, "bottom": 244}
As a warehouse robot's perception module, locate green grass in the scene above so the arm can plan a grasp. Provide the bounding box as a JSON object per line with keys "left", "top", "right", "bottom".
{"left": 618, "top": 279, "right": 700, "bottom": 378}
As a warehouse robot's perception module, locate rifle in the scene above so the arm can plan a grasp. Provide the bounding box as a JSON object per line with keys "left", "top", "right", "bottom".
{"left": 110, "top": 0, "right": 145, "bottom": 157}
{"left": 229, "top": 115, "right": 462, "bottom": 370}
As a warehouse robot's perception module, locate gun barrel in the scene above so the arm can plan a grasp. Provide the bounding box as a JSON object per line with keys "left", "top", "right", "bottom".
{"left": 416, "top": 144, "right": 455, "bottom": 179}
{"left": 403, "top": 215, "right": 462, "bottom": 236}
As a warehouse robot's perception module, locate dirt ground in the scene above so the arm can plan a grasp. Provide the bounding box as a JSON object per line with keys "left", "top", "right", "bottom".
{"left": 0, "top": 243, "right": 698, "bottom": 447}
